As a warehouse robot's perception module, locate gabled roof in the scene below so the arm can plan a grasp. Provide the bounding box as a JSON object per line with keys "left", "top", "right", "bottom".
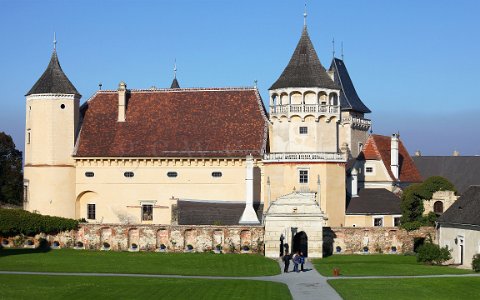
{"left": 26, "top": 50, "right": 80, "bottom": 96}
{"left": 270, "top": 26, "right": 339, "bottom": 90}
{"left": 358, "top": 134, "right": 422, "bottom": 183}
{"left": 177, "top": 200, "right": 263, "bottom": 225}
{"left": 170, "top": 77, "right": 180, "bottom": 89}
{"left": 329, "top": 58, "right": 371, "bottom": 113}
{"left": 437, "top": 186, "right": 480, "bottom": 227}
{"left": 346, "top": 188, "right": 401, "bottom": 215}
{"left": 75, "top": 88, "right": 268, "bottom": 158}
{"left": 412, "top": 156, "right": 480, "bottom": 194}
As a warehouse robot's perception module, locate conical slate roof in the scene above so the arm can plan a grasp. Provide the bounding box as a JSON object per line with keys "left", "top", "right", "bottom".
{"left": 270, "top": 26, "right": 339, "bottom": 90}
{"left": 329, "top": 58, "right": 371, "bottom": 113}
{"left": 170, "top": 77, "right": 180, "bottom": 89}
{"left": 26, "top": 50, "right": 80, "bottom": 96}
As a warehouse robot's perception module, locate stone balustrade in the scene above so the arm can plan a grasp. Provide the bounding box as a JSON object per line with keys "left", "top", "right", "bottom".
{"left": 264, "top": 152, "right": 346, "bottom": 162}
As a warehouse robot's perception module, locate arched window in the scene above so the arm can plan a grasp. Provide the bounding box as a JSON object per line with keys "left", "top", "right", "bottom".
{"left": 434, "top": 201, "right": 444, "bottom": 214}
{"left": 329, "top": 93, "right": 338, "bottom": 106}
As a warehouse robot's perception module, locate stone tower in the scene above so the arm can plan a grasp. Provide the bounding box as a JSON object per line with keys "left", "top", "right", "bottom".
{"left": 24, "top": 48, "right": 80, "bottom": 218}
{"left": 264, "top": 24, "right": 347, "bottom": 226}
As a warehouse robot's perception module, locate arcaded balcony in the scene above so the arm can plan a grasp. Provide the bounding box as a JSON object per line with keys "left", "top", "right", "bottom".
{"left": 271, "top": 104, "right": 340, "bottom": 115}
{"left": 264, "top": 152, "right": 346, "bottom": 162}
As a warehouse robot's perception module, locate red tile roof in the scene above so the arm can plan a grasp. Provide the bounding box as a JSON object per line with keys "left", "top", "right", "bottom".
{"left": 75, "top": 88, "right": 268, "bottom": 158}
{"left": 359, "top": 134, "right": 422, "bottom": 183}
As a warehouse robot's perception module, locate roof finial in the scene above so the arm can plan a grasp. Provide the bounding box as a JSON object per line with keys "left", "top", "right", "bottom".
{"left": 173, "top": 59, "right": 177, "bottom": 79}
{"left": 254, "top": 79, "right": 258, "bottom": 88}
{"left": 332, "top": 37, "right": 336, "bottom": 59}
{"left": 341, "top": 41, "right": 344, "bottom": 61}
{"left": 53, "top": 32, "right": 57, "bottom": 51}
{"left": 303, "top": 2, "right": 307, "bottom": 27}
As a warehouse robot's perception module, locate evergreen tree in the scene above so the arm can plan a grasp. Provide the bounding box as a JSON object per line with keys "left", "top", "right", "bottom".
{"left": 0, "top": 132, "right": 23, "bottom": 205}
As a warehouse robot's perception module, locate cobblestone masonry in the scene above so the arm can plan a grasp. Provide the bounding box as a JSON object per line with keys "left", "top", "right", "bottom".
{"left": 1, "top": 224, "right": 435, "bottom": 255}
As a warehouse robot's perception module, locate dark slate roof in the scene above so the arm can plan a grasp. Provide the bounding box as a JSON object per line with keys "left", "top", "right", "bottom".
{"left": 346, "top": 188, "right": 401, "bottom": 215}
{"left": 329, "top": 58, "right": 371, "bottom": 113}
{"left": 170, "top": 77, "right": 180, "bottom": 89}
{"left": 412, "top": 156, "right": 480, "bottom": 194}
{"left": 177, "top": 201, "right": 263, "bottom": 225}
{"left": 75, "top": 88, "right": 268, "bottom": 157}
{"left": 437, "top": 186, "right": 480, "bottom": 226}
{"left": 270, "top": 26, "right": 339, "bottom": 90}
{"left": 26, "top": 50, "right": 80, "bottom": 96}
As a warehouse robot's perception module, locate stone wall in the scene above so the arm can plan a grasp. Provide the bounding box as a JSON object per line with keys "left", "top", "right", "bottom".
{"left": 324, "top": 226, "right": 436, "bottom": 255}
{"left": 0, "top": 224, "right": 265, "bottom": 253}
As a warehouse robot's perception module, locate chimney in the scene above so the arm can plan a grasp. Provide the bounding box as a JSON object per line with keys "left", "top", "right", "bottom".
{"left": 390, "top": 133, "right": 399, "bottom": 180}
{"left": 414, "top": 150, "right": 422, "bottom": 157}
{"left": 453, "top": 150, "right": 460, "bottom": 156}
{"left": 351, "top": 168, "right": 358, "bottom": 197}
{"left": 239, "top": 155, "right": 260, "bottom": 224}
{"left": 118, "top": 81, "right": 127, "bottom": 122}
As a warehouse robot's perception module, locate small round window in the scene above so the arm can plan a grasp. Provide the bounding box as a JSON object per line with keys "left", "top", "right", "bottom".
{"left": 212, "top": 172, "right": 222, "bottom": 178}
{"left": 167, "top": 172, "right": 178, "bottom": 178}
{"left": 60, "top": 104, "right": 65, "bottom": 109}
{"left": 85, "top": 172, "right": 95, "bottom": 177}
{"left": 124, "top": 172, "right": 134, "bottom": 178}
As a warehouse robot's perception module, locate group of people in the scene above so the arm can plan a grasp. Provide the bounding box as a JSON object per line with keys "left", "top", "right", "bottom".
{"left": 282, "top": 250, "right": 306, "bottom": 273}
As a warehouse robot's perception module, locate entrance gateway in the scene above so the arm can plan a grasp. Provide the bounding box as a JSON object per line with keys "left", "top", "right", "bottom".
{"left": 263, "top": 191, "right": 325, "bottom": 258}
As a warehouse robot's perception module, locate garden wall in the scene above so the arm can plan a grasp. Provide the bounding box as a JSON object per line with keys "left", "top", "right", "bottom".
{"left": 324, "top": 226, "right": 436, "bottom": 255}
{"left": 1, "top": 224, "right": 265, "bottom": 253}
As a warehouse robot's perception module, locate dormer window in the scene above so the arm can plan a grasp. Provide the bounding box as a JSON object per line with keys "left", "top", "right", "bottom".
{"left": 299, "top": 127, "right": 308, "bottom": 134}
{"left": 366, "top": 167, "right": 373, "bottom": 173}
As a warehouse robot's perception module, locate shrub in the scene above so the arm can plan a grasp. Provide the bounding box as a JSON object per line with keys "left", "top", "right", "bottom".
{"left": 0, "top": 208, "right": 78, "bottom": 237}
{"left": 416, "top": 243, "right": 451, "bottom": 265}
{"left": 472, "top": 254, "right": 480, "bottom": 272}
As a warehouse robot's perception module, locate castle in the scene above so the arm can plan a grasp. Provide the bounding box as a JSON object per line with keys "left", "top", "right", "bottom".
{"left": 23, "top": 20, "right": 423, "bottom": 257}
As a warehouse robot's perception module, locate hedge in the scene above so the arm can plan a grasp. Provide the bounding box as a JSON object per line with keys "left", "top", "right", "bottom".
{"left": 0, "top": 208, "right": 78, "bottom": 237}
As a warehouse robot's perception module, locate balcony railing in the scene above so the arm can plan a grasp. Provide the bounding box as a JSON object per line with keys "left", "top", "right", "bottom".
{"left": 270, "top": 104, "right": 340, "bottom": 115}
{"left": 264, "top": 152, "right": 346, "bottom": 162}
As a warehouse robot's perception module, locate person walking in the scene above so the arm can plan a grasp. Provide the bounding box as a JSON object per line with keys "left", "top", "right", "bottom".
{"left": 292, "top": 251, "right": 300, "bottom": 273}
{"left": 299, "top": 251, "right": 305, "bottom": 272}
{"left": 282, "top": 251, "right": 291, "bottom": 273}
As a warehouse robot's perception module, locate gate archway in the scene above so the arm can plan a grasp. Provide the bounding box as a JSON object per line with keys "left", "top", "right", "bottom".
{"left": 292, "top": 231, "right": 308, "bottom": 257}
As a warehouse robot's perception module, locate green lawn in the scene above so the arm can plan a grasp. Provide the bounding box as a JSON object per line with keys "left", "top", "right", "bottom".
{"left": 0, "top": 274, "right": 291, "bottom": 300}
{"left": 0, "top": 248, "right": 280, "bottom": 277}
{"left": 328, "top": 277, "right": 480, "bottom": 300}
{"left": 313, "top": 255, "right": 472, "bottom": 276}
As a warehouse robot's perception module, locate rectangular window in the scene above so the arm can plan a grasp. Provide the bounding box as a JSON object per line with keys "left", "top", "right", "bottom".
{"left": 299, "top": 126, "right": 308, "bottom": 134}
{"left": 87, "top": 204, "right": 96, "bottom": 220}
{"left": 366, "top": 167, "right": 373, "bottom": 173}
{"left": 394, "top": 217, "right": 401, "bottom": 227}
{"left": 299, "top": 170, "right": 309, "bottom": 184}
{"left": 374, "top": 217, "right": 383, "bottom": 227}
{"left": 142, "top": 204, "right": 153, "bottom": 221}
{"left": 23, "top": 185, "right": 28, "bottom": 203}
{"left": 27, "top": 132, "right": 31, "bottom": 144}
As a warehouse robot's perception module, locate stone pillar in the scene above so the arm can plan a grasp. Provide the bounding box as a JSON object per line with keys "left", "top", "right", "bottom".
{"left": 239, "top": 155, "right": 260, "bottom": 224}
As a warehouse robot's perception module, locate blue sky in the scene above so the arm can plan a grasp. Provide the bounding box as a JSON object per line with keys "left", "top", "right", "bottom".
{"left": 1, "top": 0, "right": 479, "bottom": 155}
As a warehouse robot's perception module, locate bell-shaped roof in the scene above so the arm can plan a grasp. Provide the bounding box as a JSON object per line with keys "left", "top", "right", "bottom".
{"left": 270, "top": 26, "right": 339, "bottom": 90}
{"left": 26, "top": 50, "right": 80, "bottom": 96}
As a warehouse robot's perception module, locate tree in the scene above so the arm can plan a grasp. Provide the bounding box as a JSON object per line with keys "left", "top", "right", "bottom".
{"left": 0, "top": 132, "right": 23, "bottom": 205}
{"left": 400, "top": 176, "right": 456, "bottom": 231}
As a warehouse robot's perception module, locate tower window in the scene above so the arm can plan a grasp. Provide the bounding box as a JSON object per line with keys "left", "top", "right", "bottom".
{"left": 85, "top": 172, "right": 95, "bottom": 177}
{"left": 124, "top": 172, "right": 134, "bottom": 178}
{"left": 212, "top": 172, "right": 222, "bottom": 178}
{"left": 299, "top": 127, "right": 308, "bottom": 134}
{"left": 27, "top": 132, "right": 31, "bottom": 144}
{"left": 299, "top": 170, "right": 309, "bottom": 184}
{"left": 87, "top": 204, "right": 96, "bottom": 220}
{"left": 366, "top": 167, "right": 373, "bottom": 173}
{"left": 142, "top": 204, "right": 153, "bottom": 221}
{"left": 167, "top": 172, "right": 178, "bottom": 178}
{"left": 60, "top": 104, "right": 65, "bottom": 109}
{"left": 359, "top": 143, "right": 364, "bottom": 152}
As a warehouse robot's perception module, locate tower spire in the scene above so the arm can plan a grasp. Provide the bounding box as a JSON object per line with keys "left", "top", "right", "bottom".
{"left": 332, "top": 37, "right": 335, "bottom": 59}
{"left": 173, "top": 59, "right": 177, "bottom": 79}
{"left": 53, "top": 32, "right": 57, "bottom": 51}
{"left": 303, "top": 3, "right": 307, "bottom": 27}
{"left": 341, "top": 41, "right": 344, "bottom": 61}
